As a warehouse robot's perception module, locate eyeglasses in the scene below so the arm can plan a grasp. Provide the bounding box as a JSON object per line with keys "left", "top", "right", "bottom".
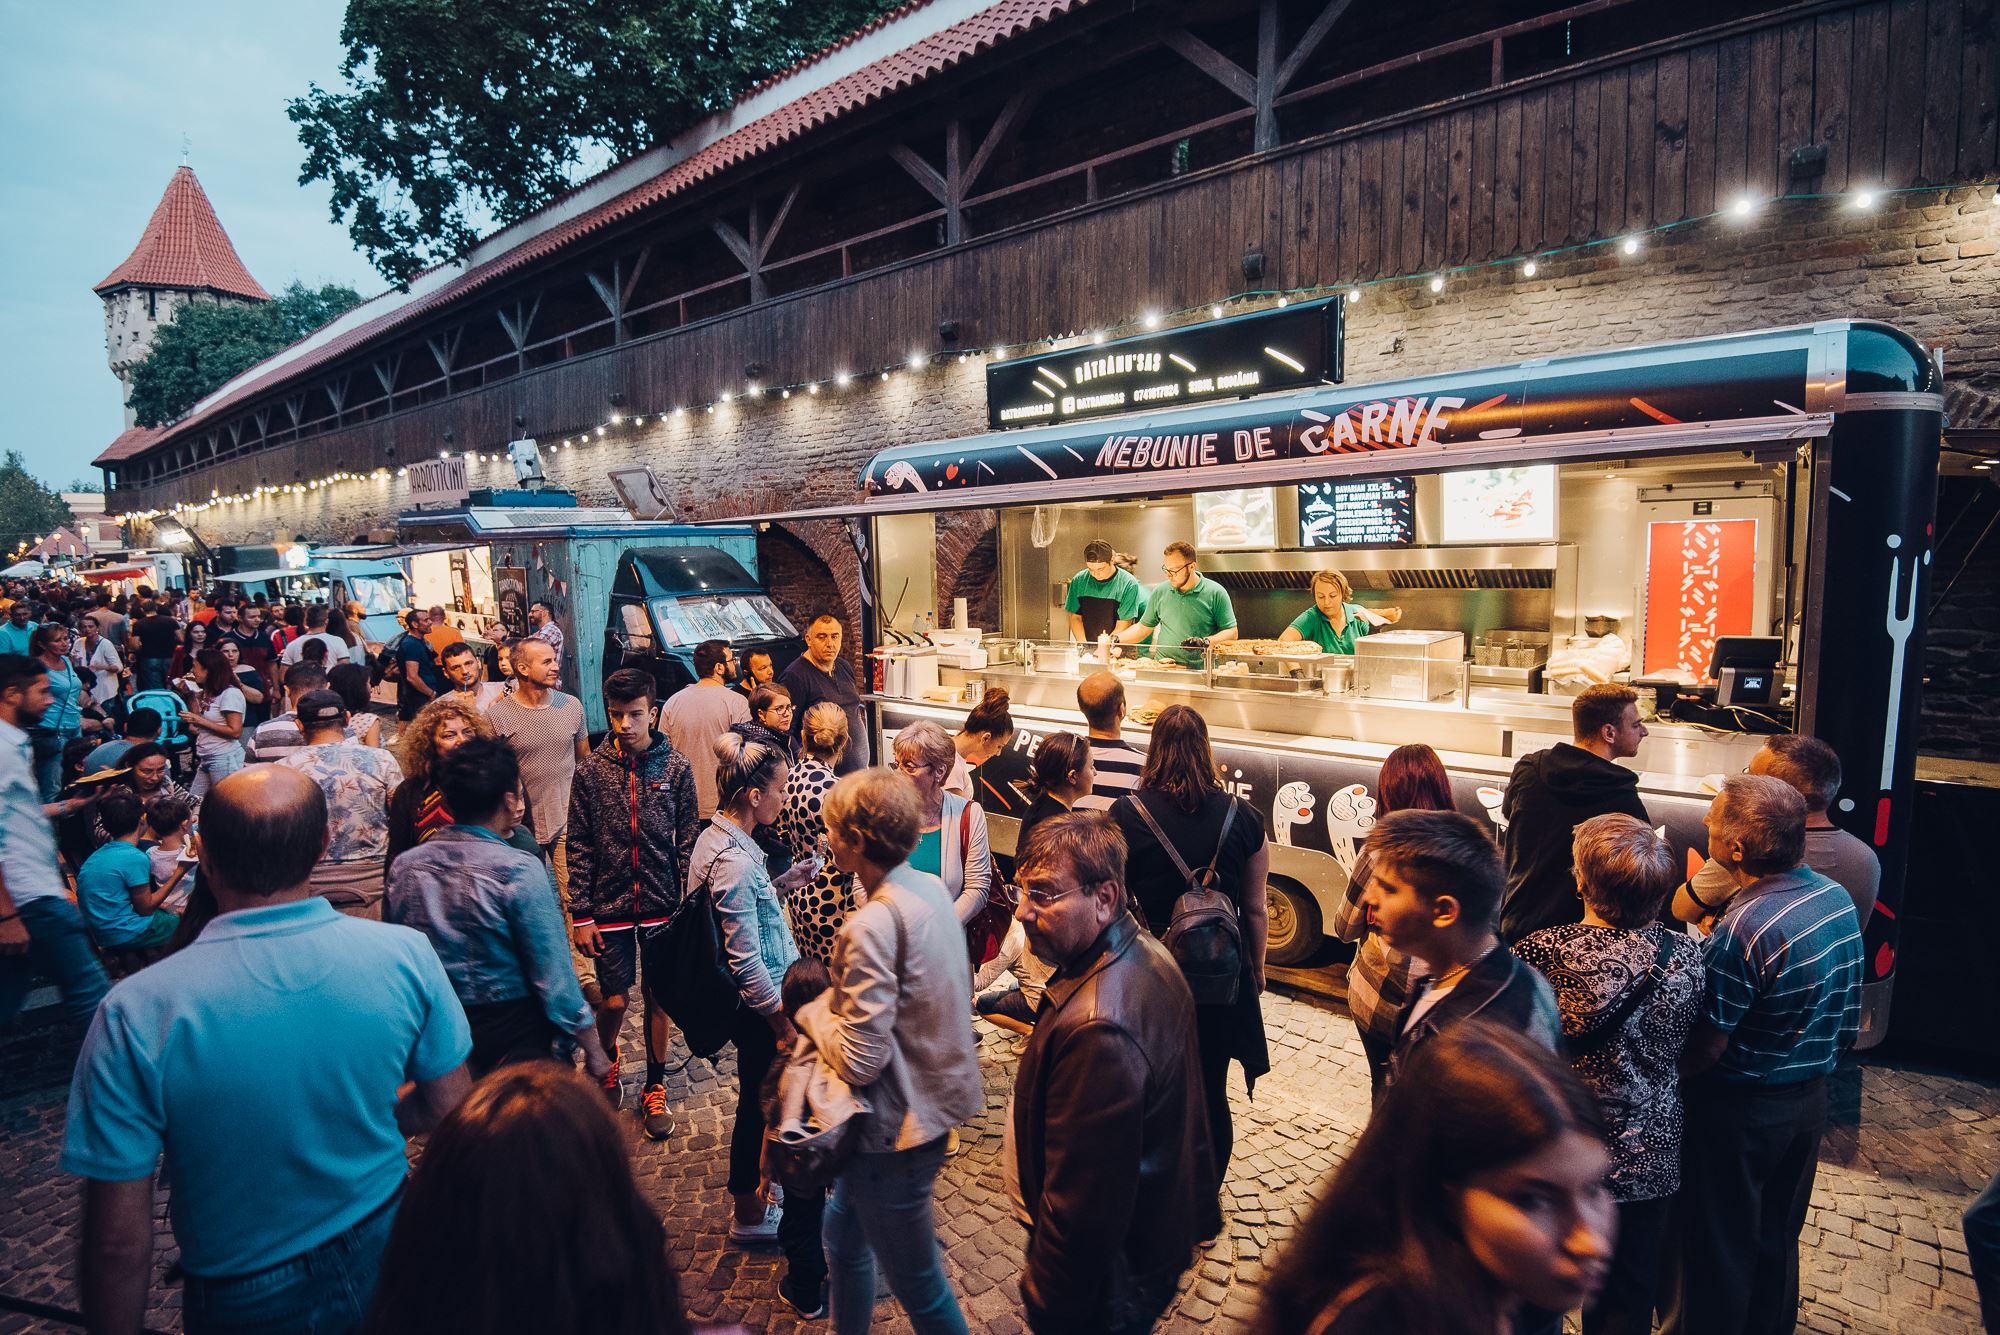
{"left": 1019, "top": 881, "right": 1083, "bottom": 907}
{"left": 1162, "top": 562, "right": 1193, "bottom": 578}
{"left": 766, "top": 703, "right": 795, "bottom": 715}
{"left": 894, "top": 757, "right": 934, "bottom": 776}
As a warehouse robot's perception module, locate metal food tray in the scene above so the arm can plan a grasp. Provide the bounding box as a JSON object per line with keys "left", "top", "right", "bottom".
{"left": 1213, "top": 644, "right": 1326, "bottom": 663}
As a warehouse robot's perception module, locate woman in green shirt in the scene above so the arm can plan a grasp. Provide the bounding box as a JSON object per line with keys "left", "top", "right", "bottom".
{"left": 1279, "top": 569, "right": 1401, "bottom": 654}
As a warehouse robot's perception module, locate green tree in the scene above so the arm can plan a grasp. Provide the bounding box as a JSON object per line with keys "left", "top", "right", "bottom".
{"left": 127, "top": 281, "right": 364, "bottom": 427}
{"left": 0, "top": 452, "right": 75, "bottom": 553}
{"left": 290, "top": 0, "right": 903, "bottom": 286}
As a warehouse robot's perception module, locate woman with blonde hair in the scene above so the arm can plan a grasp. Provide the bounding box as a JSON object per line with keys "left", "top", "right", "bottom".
{"left": 890, "top": 719, "right": 989, "bottom": 925}
{"left": 386, "top": 695, "right": 537, "bottom": 862}
{"left": 779, "top": 701, "right": 857, "bottom": 962}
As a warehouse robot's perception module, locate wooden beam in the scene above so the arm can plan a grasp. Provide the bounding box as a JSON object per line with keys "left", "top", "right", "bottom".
{"left": 888, "top": 143, "right": 950, "bottom": 202}
{"left": 619, "top": 245, "right": 653, "bottom": 307}
{"left": 1276, "top": 0, "right": 1358, "bottom": 92}
{"left": 1255, "top": 0, "right": 1280, "bottom": 151}
{"left": 966, "top": 86, "right": 1040, "bottom": 187}
{"left": 759, "top": 190, "right": 799, "bottom": 263}
{"left": 1162, "top": 29, "right": 1256, "bottom": 105}
{"left": 711, "top": 216, "right": 766, "bottom": 302}
{"left": 426, "top": 327, "right": 462, "bottom": 376}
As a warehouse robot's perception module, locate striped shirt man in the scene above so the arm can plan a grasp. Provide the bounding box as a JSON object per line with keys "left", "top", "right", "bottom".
{"left": 1700, "top": 865, "right": 1862, "bottom": 1083}
{"left": 1077, "top": 734, "right": 1146, "bottom": 812}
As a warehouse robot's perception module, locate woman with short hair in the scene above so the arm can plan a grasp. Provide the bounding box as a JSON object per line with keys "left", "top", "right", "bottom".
{"left": 805, "top": 767, "right": 983, "bottom": 1335}
{"left": 890, "top": 719, "right": 989, "bottom": 925}
{"left": 1516, "top": 813, "right": 1705, "bottom": 1335}
{"left": 1110, "top": 703, "right": 1268, "bottom": 1181}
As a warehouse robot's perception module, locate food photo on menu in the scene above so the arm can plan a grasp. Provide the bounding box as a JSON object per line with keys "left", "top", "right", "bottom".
{"left": 1195, "top": 487, "right": 1276, "bottom": 548}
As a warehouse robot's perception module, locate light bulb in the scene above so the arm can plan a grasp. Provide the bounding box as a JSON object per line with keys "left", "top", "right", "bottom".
{"left": 1522, "top": 260, "right": 1538, "bottom": 277}
{"left": 1851, "top": 190, "right": 1878, "bottom": 210}
{"left": 1210, "top": 304, "right": 1224, "bottom": 318}
{"left": 1346, "top": 288, "right": 1361, "bottom": 303}
{"left": 1729, "top": 195, "right": 1758, "bottom": 219}
{"left": 1142, "top": 311, "right": 1161, "bottom": 329}
{"left": 1276, "top": 296, "right": 1289, "bottom": 307}
{"left": 1621, "top": 236, "right": 1640, "bottom": 255}
{"left": 1428, "top": 275, "right": 1445, "bottom": 293}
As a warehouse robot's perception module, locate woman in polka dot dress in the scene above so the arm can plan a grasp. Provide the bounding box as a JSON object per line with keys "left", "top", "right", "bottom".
{"left": 777, "top": 701, "right": 860, "bottom": 962}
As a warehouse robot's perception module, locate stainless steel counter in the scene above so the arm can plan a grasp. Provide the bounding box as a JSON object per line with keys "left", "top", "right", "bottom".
{"left": 898, "top": 661, "right": 1763, "bottom": 800}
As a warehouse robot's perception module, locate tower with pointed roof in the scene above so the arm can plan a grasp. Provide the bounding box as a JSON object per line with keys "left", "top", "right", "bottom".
{"left": 95, "top": 165, "right": 269, "bottom": 426}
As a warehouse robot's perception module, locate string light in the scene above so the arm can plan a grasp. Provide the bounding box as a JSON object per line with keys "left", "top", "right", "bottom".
{"left": 109, "top": 179, "right": 2000, "bottom": 526}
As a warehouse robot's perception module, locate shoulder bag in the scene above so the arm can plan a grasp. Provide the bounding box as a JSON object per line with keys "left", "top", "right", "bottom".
{"left": 761, "top": 889, "right": 908, "bottom": 1189}
{"left": 960, "top": 801, "right": 1014, "bottom": 969}
{"left": 1567, "top": 929, "right": 1679, "bottom": 1057}
{"left": 645, "top": 849, "right": 741, "bottom": 1059}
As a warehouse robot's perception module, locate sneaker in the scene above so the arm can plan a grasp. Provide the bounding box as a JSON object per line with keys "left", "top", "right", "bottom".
{"left": 778, "top": 1274, "right": 826, "bottom": 1319}
{"left": 727, "top": 1200, "right": 782, "bottom": 1244}
{"left": 641, "top": 1083, "right": 676, "bottom": 1141}
{"left": 598, "top": 1057, "right": 621, "bottom": 1106}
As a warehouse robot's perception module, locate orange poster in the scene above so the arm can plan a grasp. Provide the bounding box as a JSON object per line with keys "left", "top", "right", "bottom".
{"left": 1643, "top": 519, "right": 1757, "bottom": 678}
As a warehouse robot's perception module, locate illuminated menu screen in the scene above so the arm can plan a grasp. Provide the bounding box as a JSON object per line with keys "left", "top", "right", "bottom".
{"left": 985, "top": 298, "right": 1344, "bottom": 429}
{"left": 1299, "top": 477, "right": 1415, "bottom": 547}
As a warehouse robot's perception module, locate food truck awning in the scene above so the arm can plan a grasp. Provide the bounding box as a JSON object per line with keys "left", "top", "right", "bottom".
{"left": 398, "top": 506, "right": 757, "bottom": 543}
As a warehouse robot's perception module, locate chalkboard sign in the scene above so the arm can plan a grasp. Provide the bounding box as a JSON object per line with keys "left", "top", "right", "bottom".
{"left": 1299, "top": 477, "right": 1415, "bottom": 547}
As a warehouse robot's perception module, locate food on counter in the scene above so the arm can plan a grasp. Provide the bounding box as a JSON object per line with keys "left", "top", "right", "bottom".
{"left": 1130, "top": 699, "right": 1166, "bottom": 725}
{"left": 1218, "top": 638, "right": 1324, "bottom": 657}
{"left": 921, "top": 688, "right": 962, "bottom": 703}
{"left": 1214, "top": 661, "right": 1249, "bottom": 676}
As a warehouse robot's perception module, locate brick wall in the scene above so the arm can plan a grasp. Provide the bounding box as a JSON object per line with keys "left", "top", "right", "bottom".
{"left": 135, "top": 188, "right": 2000, "bottom": 757}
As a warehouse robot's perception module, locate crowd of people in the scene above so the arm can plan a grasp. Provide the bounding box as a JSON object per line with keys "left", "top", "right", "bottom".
{"left": 0, "top": 572, "right": 1993, "bottom": 1335}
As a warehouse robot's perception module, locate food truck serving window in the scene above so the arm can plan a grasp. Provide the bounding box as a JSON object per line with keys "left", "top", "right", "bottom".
{"left": 651, "top": 595, "right": 797, "bottom": 646}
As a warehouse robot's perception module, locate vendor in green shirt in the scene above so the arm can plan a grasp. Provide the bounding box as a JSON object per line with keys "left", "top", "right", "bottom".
{"left": 1279, "top": 568, "right": 1402, "bottom": 653}
{"left": 1065, "top": 540, "right": 1149, "bottom": 641}
{"left": 1116, "top": 540, "right": 1239, "bottom": 665}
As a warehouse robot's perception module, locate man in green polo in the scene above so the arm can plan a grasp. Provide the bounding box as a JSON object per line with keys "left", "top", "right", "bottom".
{"left": 1065, "top": 540, "right": 1148, "bottom": 642}
{"left": 1117, "top": 540, "right": 1238, "bottom": 665}
{"left": 1279, "top": 569, "right": 1402, "bottom": 654}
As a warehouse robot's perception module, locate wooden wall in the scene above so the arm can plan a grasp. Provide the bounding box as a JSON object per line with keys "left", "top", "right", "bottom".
{"left": 112, "top": 0, "right": 1999, "bottom": 510}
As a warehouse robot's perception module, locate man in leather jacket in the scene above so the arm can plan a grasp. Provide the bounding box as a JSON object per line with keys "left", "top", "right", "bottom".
{"left": 1012, "top": 812, "right": 1220, "bottom": 1335}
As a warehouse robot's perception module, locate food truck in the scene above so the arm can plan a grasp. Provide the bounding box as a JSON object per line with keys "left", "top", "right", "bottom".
{"left": 736, "top": 315, "right": 1941, "bottom": 1046}
{"left": 377, "top": 499, "right": 791, "bottom": 724}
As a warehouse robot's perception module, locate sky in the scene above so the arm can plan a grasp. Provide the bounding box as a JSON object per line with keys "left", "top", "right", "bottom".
{"left": 0, "top": 0, "right": 382, "bottom": 490}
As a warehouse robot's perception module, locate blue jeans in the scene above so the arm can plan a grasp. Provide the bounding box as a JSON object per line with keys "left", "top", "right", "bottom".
{"left": 137, "top": 657, "right": 172, "bottom": 693}
{"left": 824, "top": 1135, "right": 968, "bottom": 1335}
{"left": 182, "top": 1191, "right": 398, "bottom": 1335}
{"left": 29, "top": 727, "right": 76, "bottom": 803}
{"left": 0, "top": 895, "right": 111, "bottom": 1030}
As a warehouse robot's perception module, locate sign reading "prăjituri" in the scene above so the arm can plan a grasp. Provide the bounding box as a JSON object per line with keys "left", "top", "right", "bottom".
{"left": 984, "top": 298, "right": 1345, "bottom": 430}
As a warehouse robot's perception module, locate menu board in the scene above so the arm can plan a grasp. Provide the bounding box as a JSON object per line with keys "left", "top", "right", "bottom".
{"left": 1195, "top": 488, "right": 1277, "bottom": 549}
{"left": 1299, "top": 477, "right": 1415, "bottom": 547}
{"left": 1642, "top": 519, "right": 1758, "bottom": 678}
{"left": 1439, "top": 465, "right": 1559, "bottom": 543}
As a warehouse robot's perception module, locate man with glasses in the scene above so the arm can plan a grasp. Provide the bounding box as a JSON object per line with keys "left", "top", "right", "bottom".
{"left": 1114, "top": 540, "right": 1238, "bottom": 666}
{"left": 1011, "top": 811, "right": 1218, "bottom": 1334}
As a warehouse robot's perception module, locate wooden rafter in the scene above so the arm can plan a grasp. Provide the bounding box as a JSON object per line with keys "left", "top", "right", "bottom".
{"left": 1276, "top": 0, "right": 1358, "bottom": 92}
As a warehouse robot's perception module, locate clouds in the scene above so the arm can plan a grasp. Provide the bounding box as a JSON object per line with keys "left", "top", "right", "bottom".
{"left": 0, "top": 0, "right": 378, "bottom": 485}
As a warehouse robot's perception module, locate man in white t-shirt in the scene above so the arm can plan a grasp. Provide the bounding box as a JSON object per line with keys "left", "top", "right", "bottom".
{"left": 660, "top": 639, "right": 748, "bottom": 819}
{"left": 439, "top": 641, "right": 508, "bottom": 712}
{"left": 279, "top": 605, "right": 354, "bottom": 669}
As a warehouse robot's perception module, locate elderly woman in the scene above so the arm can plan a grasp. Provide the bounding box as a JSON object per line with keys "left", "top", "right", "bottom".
{"left": 798, "top": 767, "right": 983, "bottom": 1334}
{"left": 890, "top": 719, "right": 989, "bottom": 926}
{"left": 1516, "top": 814, "right": 1704, "bottom": 1335}
{"left": 687, "top": 734, "right": 822, "bottom": 1302}
{"left": 778, "top": 701, "right": 858, "bottom": 963}
{"left": 387, "top": 695, "right": 537, "bottom": 863}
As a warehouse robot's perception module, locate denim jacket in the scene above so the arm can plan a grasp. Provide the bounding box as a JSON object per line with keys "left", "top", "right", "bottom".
{"left": 384, "top": 825, "right": 591, "bottom": 1036}
{"left": 690, "top": 815, "right": 798, "bottom": 1018}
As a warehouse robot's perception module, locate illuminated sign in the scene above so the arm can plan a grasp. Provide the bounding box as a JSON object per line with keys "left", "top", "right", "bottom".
{"left": 1439, "top": 465, "right": 1559, "bottom": 543}
{"left": 1196, "top": 488, "right": 1276, "bottom": 549}
{"left": 1642, "top": 519, "right": 1758, "bottom": 678}
{"left": 985, "top": 299, "right": 1344, "bottom": 430}
{"left": 1300, "top": 477, "right": 1415, "bottom": 547}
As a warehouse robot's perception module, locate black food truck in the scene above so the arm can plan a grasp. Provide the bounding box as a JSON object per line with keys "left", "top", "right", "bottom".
{"left": 725, "top": 315, "right": 1941, "bottom": 1048}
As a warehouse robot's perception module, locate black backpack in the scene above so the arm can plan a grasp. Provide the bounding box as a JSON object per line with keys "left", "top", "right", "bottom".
{"left": 1127, "top": 794, "right": 1243, "bottom": 1006}
{"left": 371, "top": 631, "right": 409, "bottom": 687}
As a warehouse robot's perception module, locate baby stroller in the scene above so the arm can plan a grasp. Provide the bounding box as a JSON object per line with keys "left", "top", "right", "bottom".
{"left": 126, "top": 687, "right": 196, "bottom": 783}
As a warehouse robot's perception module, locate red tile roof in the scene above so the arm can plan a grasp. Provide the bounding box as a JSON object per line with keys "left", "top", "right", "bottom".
{"left": 97, "top": 0, "right": 1085, "bottom": 470}
{"left": 96, "top": 423, "right": 166, "bottom": 465}
{"left": 94, "top": 166, "right": 270, "bottom": 301}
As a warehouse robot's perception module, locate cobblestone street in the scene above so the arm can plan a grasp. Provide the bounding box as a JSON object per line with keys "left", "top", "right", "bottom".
{"left": 3, "top": 990, "right": 1994, "bottom": 1334}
